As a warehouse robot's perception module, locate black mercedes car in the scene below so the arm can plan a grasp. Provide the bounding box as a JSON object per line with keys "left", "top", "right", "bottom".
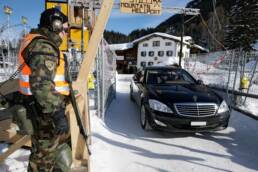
{"left": 130, "top": 66, "right": 230, "bottom": 132}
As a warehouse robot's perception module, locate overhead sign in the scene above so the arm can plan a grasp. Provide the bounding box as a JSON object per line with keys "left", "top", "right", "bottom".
{"left": 120, "top": 0, "right": 162, "bottom": 15}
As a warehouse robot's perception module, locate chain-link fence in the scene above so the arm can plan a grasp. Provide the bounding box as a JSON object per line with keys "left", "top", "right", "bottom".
{"left": 95, "top": 39, "right": 116, "bottom": 119}
{"left": 0, "top": 48, "right": 18, "bottom": 82}
{"left": 64, "top": 38, "right": 116, "bottom": 119}
{"left": 184, "top": 50, "right": 258, "bottom": 117}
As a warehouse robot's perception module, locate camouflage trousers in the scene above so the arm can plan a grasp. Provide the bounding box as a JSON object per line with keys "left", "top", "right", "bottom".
{"left": 27, "top": 114, "right": 72, "bottom": 172}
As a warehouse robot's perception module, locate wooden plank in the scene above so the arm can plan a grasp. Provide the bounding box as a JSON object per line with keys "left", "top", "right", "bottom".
{"left": 0, "top": 135, "right": 30, "bottom": 162}
{"left": 68, "top": 0, "right": 114, "bottom": 171}
{"left": 0, "top": 130, "right": 16, "bottom": 142}
{"left": 71, "top": 166, "right": 88, "bottom": 172}
{"left": 67, "top": 95, "right": 88, "bottom": 168}
{"left": 8, "top": 134, "right": 31, "bottom": 147}
{"left": 0, "top": 119, "right": 12, "bottom": 131}
{"left": 0, "top": 123, "right": 31, "bottom": 147}
{"left": 0, "top": 79, "right": 19, "bottom": 95}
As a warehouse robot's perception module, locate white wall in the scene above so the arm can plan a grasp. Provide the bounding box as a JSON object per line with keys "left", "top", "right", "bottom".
{"left": 137, "top": 36, "right": 190, "bottom": 70}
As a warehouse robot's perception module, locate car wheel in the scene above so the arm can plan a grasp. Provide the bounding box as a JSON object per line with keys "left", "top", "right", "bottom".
{"left": 221, "top": 120, "right": 229, "bottom": 130}
{"left": 140, "top": 105, "right": 152, "bottom": 130}
{"left": 216, "top": 120, "right": 229, "bottom": 131}
{"left": 130, "top": 87, "right": 135, "bottom": 102}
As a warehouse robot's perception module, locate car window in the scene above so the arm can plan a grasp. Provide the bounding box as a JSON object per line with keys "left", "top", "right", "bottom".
{"left": 180, "top": 71, "right": 196, "bottom": 84}
{"left": 146, "top": 69, "right": 196, "bottom": 85}
{"left": 134, "top": 71, "right": 143, "bottom": 81}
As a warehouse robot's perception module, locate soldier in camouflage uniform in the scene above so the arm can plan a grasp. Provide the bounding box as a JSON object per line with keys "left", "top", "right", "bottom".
{"left": 18, "top": 8, "right": 72, "bottom": 172}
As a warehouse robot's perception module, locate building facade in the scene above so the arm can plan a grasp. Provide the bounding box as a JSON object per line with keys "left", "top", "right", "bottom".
{"left": 110, "top": 32, "right": 207, "bottom": 73}
{"left": 135, "top": 34, "right": 190, "bottom": 70}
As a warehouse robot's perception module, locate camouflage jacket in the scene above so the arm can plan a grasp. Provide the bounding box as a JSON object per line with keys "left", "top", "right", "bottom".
{"left": 23, "top": 27, "right": 66, "bottom": 114}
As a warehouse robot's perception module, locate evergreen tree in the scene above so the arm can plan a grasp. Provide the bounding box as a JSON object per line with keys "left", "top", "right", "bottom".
{"left": 225, "top": 0, "right": 258, "bottom": 51}
{"left": 104, "top": 30, "right": 128, "bottom": 44}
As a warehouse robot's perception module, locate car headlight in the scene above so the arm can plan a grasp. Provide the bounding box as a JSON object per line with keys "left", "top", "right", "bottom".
{"left": 218, "top": 100, "right": 229, "bottom": 114}
{"left": 149, "top": 99, "right": 173, "bottom": 113}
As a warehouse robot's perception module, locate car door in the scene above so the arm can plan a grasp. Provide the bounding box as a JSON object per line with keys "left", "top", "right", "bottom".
{"left": 135, "top": 75, "right": 146, "bottom": 106}
{"left": 137, "top": 84, "right": 145, "bottom": 106}
{"left": 131, "top": 76, "right": 138, "bottom": 100}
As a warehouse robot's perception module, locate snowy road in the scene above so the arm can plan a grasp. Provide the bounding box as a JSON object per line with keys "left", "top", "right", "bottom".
{"left": 91, "top": 74, "right": 258, "bottom": 172}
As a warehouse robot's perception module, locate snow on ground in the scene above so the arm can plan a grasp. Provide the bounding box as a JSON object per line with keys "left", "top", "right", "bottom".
{"left": 90, "top": 74, "right": 258, "bottom": 172}
{"left": 186, "top": 61, "right": 258, "bottom": 117}
{"left": 0, "top": 144, "right": 29, "bottom": 172}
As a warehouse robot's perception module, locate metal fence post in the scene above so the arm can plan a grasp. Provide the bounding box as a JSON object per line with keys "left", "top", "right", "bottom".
{"left": 101, "top": 39, "right": 105, "bottom": 120}
{"left": 96, "top": 45, "right": 101, "bottom": 118}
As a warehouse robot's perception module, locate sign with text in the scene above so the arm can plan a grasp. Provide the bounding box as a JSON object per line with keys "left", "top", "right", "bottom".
{"left": 120, "top": 0, "right": 162, "bottom": 15}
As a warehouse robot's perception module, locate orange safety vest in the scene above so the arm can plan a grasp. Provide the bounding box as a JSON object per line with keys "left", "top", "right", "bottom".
{"left": 18, "top": 34, "right": 70, "bottom": 96}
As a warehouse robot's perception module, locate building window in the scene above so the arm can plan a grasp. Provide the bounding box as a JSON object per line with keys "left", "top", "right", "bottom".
{"left": 166, "top": 51, "right": 173, "bottom": 57}
{"left": 153, "top": 41, "right": 160, "bottom": 47}
{"left": 149, "top": 51, "right": 154, "bottom": 57}
{"left": 158, "top": 51, "right": 164, "bottom": 57}
{"left": 165, "top": 42, "right": 172, "bottom": 46}
{"left": 141, "top": 51, "right": 146, "bottom": 57}
{"left": 141, "top": 61, "right": 146, "bottom": 67}
{"left": 148, "top": 62, "right": 154, "bottom": 66}
{"left": 143, "top": 43, "right": 148, "bottom": 47}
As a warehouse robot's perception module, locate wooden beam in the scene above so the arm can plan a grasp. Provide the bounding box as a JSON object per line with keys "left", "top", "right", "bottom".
{"left": 68, "top": 0, "right": 114, "bottom": 171}
{"left": 0, "top": 135, "right": 30, "bottom": 162}
{"left": 66, "top": 95, "right": 89, "bottom": 168}
{"left": 0, "top": 129, "right": 16, "bottom": 142}
{"left": 0, "top": 119, "right": 12, "bottom": 131}
{"left": 0, "top": 79, "right": 19, "bottom": 95}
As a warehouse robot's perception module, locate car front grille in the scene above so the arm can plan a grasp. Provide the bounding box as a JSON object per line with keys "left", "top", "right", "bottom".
{"left": 174, "top": 103, "right": 218, "bottom": 117}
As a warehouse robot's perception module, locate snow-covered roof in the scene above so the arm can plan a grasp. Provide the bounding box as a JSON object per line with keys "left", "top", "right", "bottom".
{"left": 109, "top": 43, "right": 133, "bottom": 51}
{"left": 183, "top": 36, "right": 192, "bottom": 42}
{"left": 192, "top": 44, "right": 209, "bottom": 52}
{"left": 132, "top": 32, "right": 191, "bottom": 45}
{"left": 109, "top": 32, "right": 197, "bottom": 51}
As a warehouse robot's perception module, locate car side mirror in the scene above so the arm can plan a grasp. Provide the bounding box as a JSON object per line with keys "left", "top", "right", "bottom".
{"left": 133, "top": 77, "right": 139, "bottom": 82}
{"left": 135, "top": 80, "right": 143, "bottom": 84}
{"left": 197, "top": 80, "right": 204, "bottom": 85}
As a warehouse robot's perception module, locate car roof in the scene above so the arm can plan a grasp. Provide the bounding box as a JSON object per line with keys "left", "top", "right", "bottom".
{"left": 145, "top": 65, "right": 182, "bottom": 71}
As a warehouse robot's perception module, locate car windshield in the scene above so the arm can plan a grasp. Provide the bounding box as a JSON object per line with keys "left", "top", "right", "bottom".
{"left": 146, "top": 69, "right": 196, "bottom": 85}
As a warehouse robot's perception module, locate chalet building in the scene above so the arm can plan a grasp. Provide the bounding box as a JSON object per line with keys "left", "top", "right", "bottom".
{"left": 109, "top": 43, "right": 136, "bottom": 73}
{"left": 110, "top": 32, "right": 208, "bottom": 74}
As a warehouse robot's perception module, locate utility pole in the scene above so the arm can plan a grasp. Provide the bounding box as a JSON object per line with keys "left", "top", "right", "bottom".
{"left": 165, "top": 7, "right": 200, "bottom": 67}
{"left": 179, "top": 13, "right": 185, "bottom": 67}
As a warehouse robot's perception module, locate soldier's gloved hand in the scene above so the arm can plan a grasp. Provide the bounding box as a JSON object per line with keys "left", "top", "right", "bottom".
{"left": 53, "top": 108, "right": 69, "bottom": 135}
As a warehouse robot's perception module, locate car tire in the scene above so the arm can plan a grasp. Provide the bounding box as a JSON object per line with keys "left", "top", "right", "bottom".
{"left": 221, "top": 121, "right": 229, "bottom": 129}
{"left": 216, "top": 120, "right": 229, "bottom": 131}
{"left": 130, "top": 87, "right": 135, "bottom": 102}
{"left": 140, "top": 105, "right": 152, "bottom": 130}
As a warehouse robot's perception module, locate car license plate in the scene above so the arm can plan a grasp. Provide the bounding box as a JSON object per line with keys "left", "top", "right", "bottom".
{"left": 191, "top": 121, "right": 207, "bottom": 126}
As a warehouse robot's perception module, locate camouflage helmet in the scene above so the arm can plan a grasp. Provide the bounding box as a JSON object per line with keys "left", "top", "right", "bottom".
{"left": 39, "top": 8, "right": 68, "bottom": 33}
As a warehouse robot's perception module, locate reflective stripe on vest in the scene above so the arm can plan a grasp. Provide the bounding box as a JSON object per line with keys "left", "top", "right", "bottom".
{"left": 18, "top": 34, "right": 70, "bottom": 96}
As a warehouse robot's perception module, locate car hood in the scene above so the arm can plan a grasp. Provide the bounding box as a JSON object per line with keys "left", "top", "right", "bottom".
{"left": 147, "top": 84, "right": 222, "bottom": 104}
